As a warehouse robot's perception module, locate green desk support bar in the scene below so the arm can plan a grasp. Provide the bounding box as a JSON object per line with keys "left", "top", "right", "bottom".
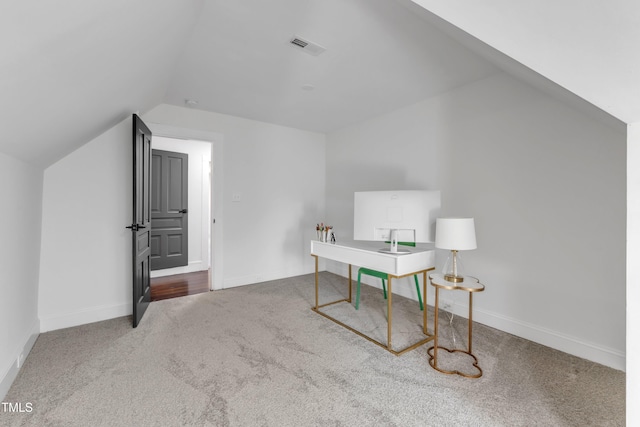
{"left": 356, "top": 267, "right": 423, "bottom": 311}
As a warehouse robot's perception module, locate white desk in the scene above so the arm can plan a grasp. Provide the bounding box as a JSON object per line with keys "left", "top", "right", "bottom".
{"left": 310, "top": 240, "right": 436, "bottom": 355}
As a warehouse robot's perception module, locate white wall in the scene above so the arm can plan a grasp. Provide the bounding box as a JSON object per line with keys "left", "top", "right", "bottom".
{"left": 0, "top": 153, "right": 43, "bottom": 399}
{"left": 150, "top": 136, "right": 211, "bottom": 278}
{"left": 38, "top": 117, "right": 132, "bottom": 332}
{"left": 326, "top": 72, "right": 626, "bottom": 370}
{"left": 37, "top": 106, "right": 325, "bottom": 332}
{"left": 627, "top": 122, "right": 640, "bottom": 424}
{"left": 144, "top": 105, "right": 326, "bottom": 288}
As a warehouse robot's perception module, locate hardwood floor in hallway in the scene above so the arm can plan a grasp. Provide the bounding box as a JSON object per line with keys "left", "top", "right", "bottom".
{"left": 150, "top": 270, "right": 210, "bottom": 301}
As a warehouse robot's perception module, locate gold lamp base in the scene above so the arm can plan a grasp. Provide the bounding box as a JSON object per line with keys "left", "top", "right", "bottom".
{"left": 444, "top": 274, "right": 464, "bottom": 283}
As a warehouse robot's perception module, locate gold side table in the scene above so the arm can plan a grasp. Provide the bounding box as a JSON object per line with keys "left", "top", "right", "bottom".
{"left": 427, "top": 273, "right": 485, "bottom": 378}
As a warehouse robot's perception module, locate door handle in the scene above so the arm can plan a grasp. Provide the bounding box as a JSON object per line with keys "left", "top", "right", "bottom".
{"left": 179, "top": 209, "right": 188, "bottom": 214}
{"left": 125, "top": 224, "right": 146, "bottom": 231}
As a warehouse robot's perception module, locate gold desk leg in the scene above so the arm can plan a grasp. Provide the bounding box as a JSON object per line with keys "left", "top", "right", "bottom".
{"left": 423, "top": 271, "right": 428, "bottom": 335}
{"left": 310, "top": 256, "right": 352, "bottom": 311}
{"left": 311, "top": 255, "right": 318, "bottom": 310}
{"left": 312, "top": 265, "right": 434, "bottom": 356}
{"left": 314, "top": 255, "right": 319, "bottom": 310}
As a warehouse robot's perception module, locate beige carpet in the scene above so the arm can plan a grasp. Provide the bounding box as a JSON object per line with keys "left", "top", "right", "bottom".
{"left": 2, "top": 272, "right": 625, "bottom": 426}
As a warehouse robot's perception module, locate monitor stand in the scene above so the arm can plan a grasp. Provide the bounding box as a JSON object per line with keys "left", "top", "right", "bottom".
{"left": 378, "top": 229, "right": 411, "bottom": 254}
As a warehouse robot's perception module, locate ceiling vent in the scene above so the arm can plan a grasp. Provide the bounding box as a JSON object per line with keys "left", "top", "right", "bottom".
{"left": 289, "top": 36, "right": 326, "bottom": 56}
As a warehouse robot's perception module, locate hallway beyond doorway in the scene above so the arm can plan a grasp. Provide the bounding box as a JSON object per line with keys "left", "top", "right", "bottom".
{"left": 150, "top": 270, "right": 210, "bottom": 301}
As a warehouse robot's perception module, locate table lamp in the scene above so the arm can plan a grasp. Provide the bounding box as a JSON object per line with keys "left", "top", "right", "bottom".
{"left": 435, "top": 217, "right": 477, "bottom": 283}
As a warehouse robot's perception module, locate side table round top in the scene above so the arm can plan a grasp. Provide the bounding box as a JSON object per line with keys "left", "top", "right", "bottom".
{"left": 429, "top": 273, "right": 485, "bottom": 292}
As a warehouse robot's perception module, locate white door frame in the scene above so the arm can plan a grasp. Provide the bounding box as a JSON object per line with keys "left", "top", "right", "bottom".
{"left": 147, "top": 123, "right": 224, "bottom": 291}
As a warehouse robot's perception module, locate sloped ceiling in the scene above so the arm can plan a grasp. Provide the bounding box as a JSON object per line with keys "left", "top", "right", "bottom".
{"left": 2, "top": 0, "right": 637, "bottom": 167}
{"left": 406, "top": 0, "right": 640, "bottom": 125}
{"left": 164, "top": 0, "right": 498, "bottom": 133}
{"left": 1, "top": 0, "right": 499, "bottom": 167}
{"left": 0, "top": 0, "right": 203, "bottom": 167}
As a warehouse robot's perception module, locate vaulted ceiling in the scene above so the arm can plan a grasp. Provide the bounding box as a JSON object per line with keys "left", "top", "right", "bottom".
{"left": 163, "top": 0, "right": 498, "bottom": 133}
{"left": 1, "top": 0, "right": 637, "bottom": 167}
{"left": 408, "top": 0, "right": 640, "bottom": 125}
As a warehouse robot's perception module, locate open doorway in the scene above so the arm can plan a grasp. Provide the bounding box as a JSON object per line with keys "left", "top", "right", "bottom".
{"left": 150, "top": 270, "right": 210, "bottom": 301}
{"left": 150, "top": 137, "right": 211, "bottom": 277}
{"left": 150, "top": 148, "right": 189, "bottom": 271}
{"left": 145, "top": 123, "right": 224, "bottom": 292}
{"left": 149, "top": 136, "right": 213, "bottom": 300}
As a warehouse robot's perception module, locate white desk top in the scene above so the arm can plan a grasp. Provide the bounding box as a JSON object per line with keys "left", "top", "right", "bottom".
{"left": 310, "top": 240, "right": 435, "bottom": 277}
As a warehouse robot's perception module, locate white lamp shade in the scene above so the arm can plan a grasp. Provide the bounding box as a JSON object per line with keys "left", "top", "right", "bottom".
{"left": 435, "top": 217, "right": 477, "bottom": 250}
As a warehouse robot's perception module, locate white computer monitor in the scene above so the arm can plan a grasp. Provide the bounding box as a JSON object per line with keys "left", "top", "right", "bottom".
{"left": 353, "top": 190, "right": 441, "bottom": 253}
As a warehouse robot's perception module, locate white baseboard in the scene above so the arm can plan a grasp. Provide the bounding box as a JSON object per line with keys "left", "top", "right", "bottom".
{"left": 1, "top": 319, "right": 40, "bottom": 401}
{"left": 470, "top": 307, "right": 625, "bottom": 371}
{"left": 39, "top": 303, "right": 130, "bottom": 333}
{"left": 150, "top": 261, "right": 208, "bottom": 278}
{"left": 325, "top": 262, "right": 625, "bottom": 371}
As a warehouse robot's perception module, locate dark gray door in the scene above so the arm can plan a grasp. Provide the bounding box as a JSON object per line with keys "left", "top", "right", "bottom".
{"left": 129, "top": 114, "right": 152, "bottom": 328}
{"left": 150, "top": 149, "right": 188, "bottom": 270}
